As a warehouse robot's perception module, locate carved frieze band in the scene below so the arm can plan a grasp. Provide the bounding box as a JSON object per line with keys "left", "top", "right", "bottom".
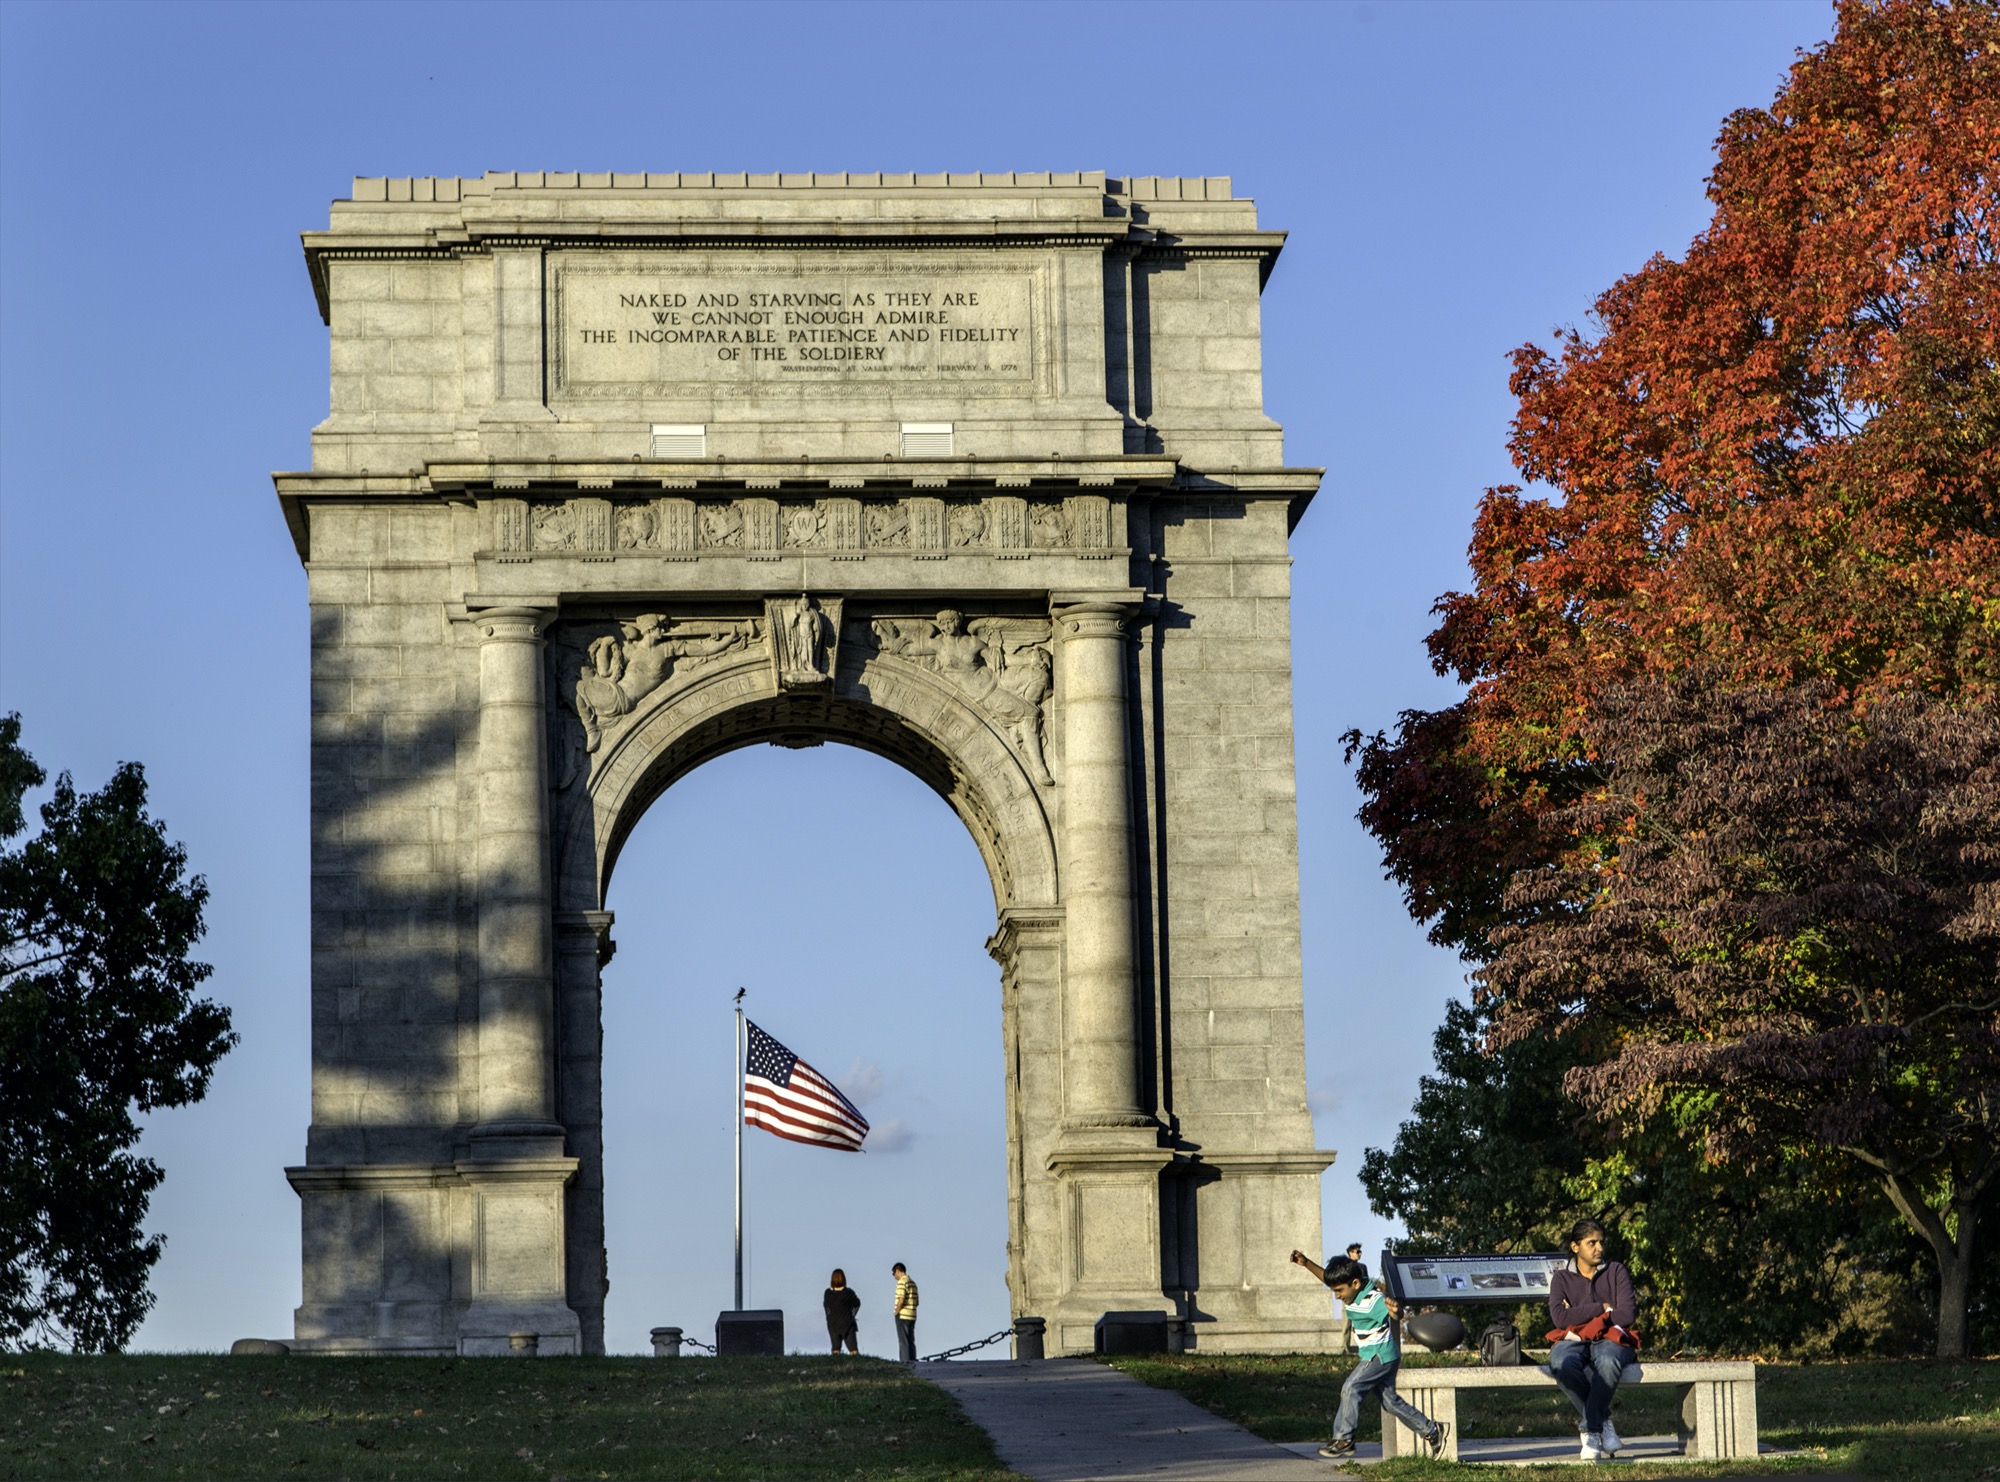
{"left": 488, "top": 493, "right": 1116, "bottom": 556}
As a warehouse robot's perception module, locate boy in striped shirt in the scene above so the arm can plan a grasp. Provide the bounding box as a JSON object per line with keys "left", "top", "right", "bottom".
{"left": 1290, "top": 1249, "right": 1448, "bottom": 1460}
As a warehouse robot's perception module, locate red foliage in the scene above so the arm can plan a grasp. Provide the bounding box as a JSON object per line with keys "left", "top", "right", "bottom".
{"left": 1443, "top": 0, "right": 1999, "bottom": 750}
{"left": 1346, "top": 1, "right": 2000, "bottom": 1357}
{"left": 1352, "top": 0, "right": 2000, "bottom": 953}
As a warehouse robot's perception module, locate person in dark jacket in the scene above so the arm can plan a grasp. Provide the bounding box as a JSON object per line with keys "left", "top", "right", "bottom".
{"left": 1547, "top": 1219, "right": 1639, "bottom": 1460}
{"left": 823, "top": 1268, "right": 861, "bottom": 1355}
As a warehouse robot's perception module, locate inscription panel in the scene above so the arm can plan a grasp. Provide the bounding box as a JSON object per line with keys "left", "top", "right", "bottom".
{"left": 551, "top": 252, "right": 1038, "bottom": 395}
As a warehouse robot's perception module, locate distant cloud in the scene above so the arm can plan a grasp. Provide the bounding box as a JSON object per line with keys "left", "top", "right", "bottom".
{"left": 841, "top": 1058, "right": 887, "bottom": 1108}
{"left": 1307, "top": 1079, "right": 1343, "bottom": 1117}
{"left": 867, "top": 1119, "right": 915, "bottom": 1154}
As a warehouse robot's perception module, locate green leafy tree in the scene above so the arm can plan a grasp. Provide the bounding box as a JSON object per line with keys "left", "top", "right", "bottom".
{"left": 0, "top": 714, "right": 235, "bottom": 1351}
{"left": 1483, "top": 677, "right": 2000, "bottom": 1358}
{"left": 1359, "top": 999, "right": 1590, "bottom": 1254}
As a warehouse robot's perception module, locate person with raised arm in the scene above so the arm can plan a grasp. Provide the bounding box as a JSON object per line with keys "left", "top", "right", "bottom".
{"left": 1291, "top": 1248, "right": 1449, "bottom": 1461}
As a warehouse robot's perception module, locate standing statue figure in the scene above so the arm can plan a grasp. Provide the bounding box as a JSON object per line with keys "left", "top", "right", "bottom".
{"left": 873, "top": 610, "right": 1054, "bottom": 785}
{"left": 769, "top": 594, "right": 834, "bottom": 690}
{"left": 791, "top": 598, "right": 826, "bottom": 675}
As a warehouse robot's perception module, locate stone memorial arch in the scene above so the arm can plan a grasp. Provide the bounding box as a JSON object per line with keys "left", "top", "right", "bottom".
{"left": 276, "top": 171, "right": 1333, "bottom": 1357}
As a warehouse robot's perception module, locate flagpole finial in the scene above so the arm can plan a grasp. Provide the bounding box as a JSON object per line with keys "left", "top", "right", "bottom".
{"left": 734, "top": 986, "right": 746, "bottom": 1004}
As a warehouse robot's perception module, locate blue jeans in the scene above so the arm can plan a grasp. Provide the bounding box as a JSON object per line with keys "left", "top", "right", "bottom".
{"left": 1550, "top": 1338, "right": 1633, "bottom": 1433}
{"left": 896, "top": 1317, "right": 917, "bottom": 1363}
{"left": 1333, "top": 1356, "right": 1437, "bottom": 1444}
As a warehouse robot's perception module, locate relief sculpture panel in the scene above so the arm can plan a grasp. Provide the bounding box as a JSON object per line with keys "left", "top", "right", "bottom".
{"left": 765, "top": 594, "right": 842, "bottom": 691}
{"left": 549, "top": 613, "right": 760, "bottom": 786}
{"left": 870, "top": 611, "right": 1054, "bottom": 786}
{"left": 485, "top": 494, "right": 1118, "bottom": 557}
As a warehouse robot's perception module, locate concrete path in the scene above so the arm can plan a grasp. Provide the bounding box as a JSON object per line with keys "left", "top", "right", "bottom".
{"left": 920, "top": 1359, "right": 1335, "bottom": 1480}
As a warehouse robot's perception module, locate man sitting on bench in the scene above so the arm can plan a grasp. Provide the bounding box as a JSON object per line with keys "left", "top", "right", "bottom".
{"left": 1548, "top": 1218, "right": 1640, "bottom": 1461}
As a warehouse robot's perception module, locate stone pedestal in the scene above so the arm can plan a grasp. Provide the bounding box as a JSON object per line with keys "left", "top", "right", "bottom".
{"left": 454, "top": 1152, "right": 581, "bottom": 1356}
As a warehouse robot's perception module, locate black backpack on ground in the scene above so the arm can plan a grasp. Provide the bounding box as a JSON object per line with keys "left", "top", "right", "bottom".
{"left": 1478, "top": 1319, "right": 1523, "bottom": 1366}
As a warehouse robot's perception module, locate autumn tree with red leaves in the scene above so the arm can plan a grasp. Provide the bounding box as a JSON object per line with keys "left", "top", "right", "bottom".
{"left": 1349, "top": 0, "right": 2000, "bottom": 1357}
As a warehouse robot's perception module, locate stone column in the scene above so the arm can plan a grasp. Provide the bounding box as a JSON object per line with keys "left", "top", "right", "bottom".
{"left": 458, "top": 604, "right": 579, "bottom": 1356}
{"left": 1052, "top": 599, "right": 1148, "bottom": 1129}
{"left": 471, "top": 605, "right": 563, "bottom": 1141}
{"left": 1044, "top": 595, "right": 1169, "bottom": 1349}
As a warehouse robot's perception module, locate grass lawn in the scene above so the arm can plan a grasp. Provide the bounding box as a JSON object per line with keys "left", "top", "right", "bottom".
{"left": 0, "top": 1353, "right": 1026, "bottom": 1481}
{"left": 1103, "top": 1351, "right": 1999, "bottom": 1480}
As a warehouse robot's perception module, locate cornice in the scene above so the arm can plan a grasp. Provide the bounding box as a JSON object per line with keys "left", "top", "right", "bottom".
{"left": 299, "top": 222, "right": 1290, "bottom": 323}
{"left": 271, "top": 459, "right": 1323, "bottom": 562}
{"left": 300, "top": 222, "right": 1142, "bottom": 323}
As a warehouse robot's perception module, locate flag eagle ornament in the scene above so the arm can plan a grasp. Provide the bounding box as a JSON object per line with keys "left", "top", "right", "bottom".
{"left": 743, "top": 1021, "right": 870, "bottom": 1151}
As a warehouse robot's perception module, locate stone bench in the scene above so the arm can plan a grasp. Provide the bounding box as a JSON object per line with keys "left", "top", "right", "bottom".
{"left": 1378, "top": 1360, "right": 1759, "bottom": 1463}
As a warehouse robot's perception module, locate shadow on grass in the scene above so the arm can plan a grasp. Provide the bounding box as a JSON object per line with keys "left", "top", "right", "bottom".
{"left": 0, "top": 1353, "right": 1026, "bottom": 1481}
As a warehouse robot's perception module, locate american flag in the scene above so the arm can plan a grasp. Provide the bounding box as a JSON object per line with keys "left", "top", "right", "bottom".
{"left": 743, "top": 1021, "right": 870, "bottom": 1152}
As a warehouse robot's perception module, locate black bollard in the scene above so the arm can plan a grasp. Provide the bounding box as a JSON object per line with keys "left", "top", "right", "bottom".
{"left": 1012, "top": 1315, "right": 1046, "bottom": 1361}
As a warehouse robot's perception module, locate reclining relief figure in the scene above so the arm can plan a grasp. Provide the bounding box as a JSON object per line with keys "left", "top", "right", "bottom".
{"left": 871, "top": 610, "right": 1053, "bottom": 786}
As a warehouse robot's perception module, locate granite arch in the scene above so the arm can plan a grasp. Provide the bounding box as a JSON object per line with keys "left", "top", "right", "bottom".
{"left": 279, "top": 170, "right": 1340, "bottom": 1358}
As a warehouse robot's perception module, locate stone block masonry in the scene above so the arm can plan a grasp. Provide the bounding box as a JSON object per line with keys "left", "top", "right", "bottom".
{"left": 277, "top": 170, "right": 1332, "bottom": 1357}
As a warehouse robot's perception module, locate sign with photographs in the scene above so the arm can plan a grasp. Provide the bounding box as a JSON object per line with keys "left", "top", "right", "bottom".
{"left": 1381, "top": 1251, "right": 1572, "bottom": 1304}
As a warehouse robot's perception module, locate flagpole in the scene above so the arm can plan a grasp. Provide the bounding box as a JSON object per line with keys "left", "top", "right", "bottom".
{"left": 733, "top": 987, "right": 745, "bottom": 1313}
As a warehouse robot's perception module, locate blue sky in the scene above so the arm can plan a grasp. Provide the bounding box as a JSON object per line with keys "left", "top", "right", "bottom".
{"left": 0, "top": 0, "right": 1836, "bottom": 1356}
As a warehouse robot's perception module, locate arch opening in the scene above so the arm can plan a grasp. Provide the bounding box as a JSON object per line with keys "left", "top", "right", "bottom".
{"left": 598, "top": 689, "right": 1021, "bottom": 914}
{"left": 595, "top": 741, "right": 1010, "bottom": 1355}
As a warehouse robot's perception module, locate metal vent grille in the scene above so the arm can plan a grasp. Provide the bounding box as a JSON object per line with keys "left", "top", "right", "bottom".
{"left": 651, "top": 423, "right": 707, "bottom": 458}
{"left": 900, "top": 422, "right": 954, "bottom": 458}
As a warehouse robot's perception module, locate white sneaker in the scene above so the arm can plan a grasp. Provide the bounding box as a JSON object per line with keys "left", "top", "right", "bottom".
{"left": 1581, "top": 1432, "right": 1608, "bottom": 1461}
{"left": 1599, "top": 1418, "right": 1623, "bottom": 1456}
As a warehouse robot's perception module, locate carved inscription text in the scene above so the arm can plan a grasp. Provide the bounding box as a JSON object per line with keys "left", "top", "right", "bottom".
{"left": 554, "top": 261, "right": 1034, "bottom": 390}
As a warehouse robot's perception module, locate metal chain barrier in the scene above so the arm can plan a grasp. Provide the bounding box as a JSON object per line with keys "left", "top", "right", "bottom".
{"left": 667, "top": 1326, "right": 1011, "bottom": 1359}
{"left": 919, "top": 1326, "right": 1015, "bottom": 1363}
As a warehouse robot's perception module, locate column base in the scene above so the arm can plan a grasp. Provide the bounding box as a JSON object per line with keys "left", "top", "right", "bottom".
{"left": 1043, "top": 1129, "right": 1171, "bottom": 1347}
{"left": 456, "top": 1300, "right": 583, "bottom": 1357}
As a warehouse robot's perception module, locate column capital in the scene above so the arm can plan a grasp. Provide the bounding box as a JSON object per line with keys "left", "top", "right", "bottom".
{"left": 985, "top": 905, "right": 1065, "bottom": 966}
{"left": 468, "top": 604, "right": 556, "bottom": 642}
{"left": 555, "top": 909, "right": 616, "bottom": 966}
{"left": 1050, "top": 592, "right": 1143, "bottom": 639}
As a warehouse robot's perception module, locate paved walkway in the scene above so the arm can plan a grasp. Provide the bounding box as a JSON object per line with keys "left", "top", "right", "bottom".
{"left": 920, "top": 1359, "right": 1334, "bottom": 1480}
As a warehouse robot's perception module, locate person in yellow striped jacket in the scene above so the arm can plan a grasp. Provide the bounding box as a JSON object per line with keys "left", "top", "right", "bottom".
{"left": 892, "top": 1262, "right": 918, "bottom": 1363}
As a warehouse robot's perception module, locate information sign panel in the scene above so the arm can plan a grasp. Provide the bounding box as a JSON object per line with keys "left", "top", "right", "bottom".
{"left": 1380, "top": 1251, "right": 1572, "bottom": 1305}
